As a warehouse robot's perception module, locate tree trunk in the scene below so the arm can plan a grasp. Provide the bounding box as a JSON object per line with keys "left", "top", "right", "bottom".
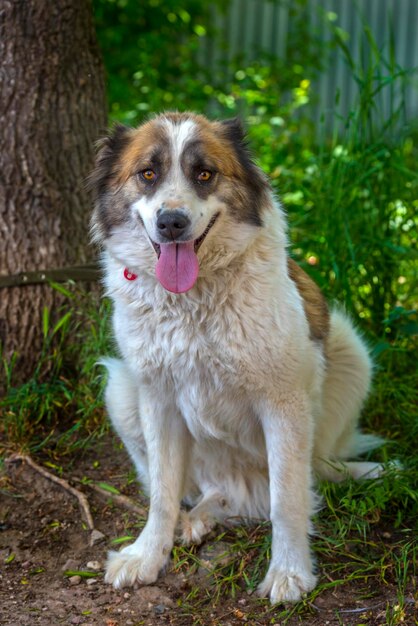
{"left": 0, "top": 0, "right": 107, "bottom": 381}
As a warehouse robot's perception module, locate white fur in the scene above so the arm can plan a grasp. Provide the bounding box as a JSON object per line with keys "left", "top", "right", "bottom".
{"left": 97, "top": 118, "right": 384, "bottom": 604}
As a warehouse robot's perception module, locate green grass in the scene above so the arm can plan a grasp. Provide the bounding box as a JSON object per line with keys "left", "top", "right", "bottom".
{"left": 0, "top": 287, "right": 112, "bottom": 457}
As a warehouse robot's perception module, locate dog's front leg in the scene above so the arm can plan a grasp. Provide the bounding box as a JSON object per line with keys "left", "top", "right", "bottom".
{"left": 256, "top": 393, "right": 317, "bottom": 604}
{"left": 105, "top": 386, "right": 189, "bottom": 589}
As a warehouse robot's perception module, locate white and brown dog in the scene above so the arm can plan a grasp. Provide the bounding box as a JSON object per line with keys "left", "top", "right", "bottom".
{"left": 90, "top": 112, "right": 384, "bottom": 604}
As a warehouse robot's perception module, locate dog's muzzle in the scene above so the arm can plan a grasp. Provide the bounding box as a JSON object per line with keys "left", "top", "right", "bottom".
{"left": 156, "top": 210, "right": 191, "bottom": 242}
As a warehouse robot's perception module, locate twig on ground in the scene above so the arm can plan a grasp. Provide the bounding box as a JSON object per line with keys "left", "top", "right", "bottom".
{"left": 339, "top": 597, "right": 416, "bottom": 614}
{"left": 321, "top": 570, "right": 336, "bottom": 584}
{"left": 6, "top": 453, "right": 95, "bottom": 531}
{"left": 77, "top": 479, "right": 147, "bottom": 517}
{"left": 310, "top": 597, "right": 416, "bottom": 614}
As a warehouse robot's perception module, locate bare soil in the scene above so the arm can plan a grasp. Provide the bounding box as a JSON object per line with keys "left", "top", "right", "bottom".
{"left": 0, "top": 437, "right": 416, "bottom": 626}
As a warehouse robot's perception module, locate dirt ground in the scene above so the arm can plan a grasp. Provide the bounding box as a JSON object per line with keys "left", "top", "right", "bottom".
{"left": 1, "top": 436, "right": 416, "bottom": 626}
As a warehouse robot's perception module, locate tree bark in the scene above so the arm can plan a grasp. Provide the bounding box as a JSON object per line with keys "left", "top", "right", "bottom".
{"left": 0, "top": 0, "right": 107, "bottom": 381}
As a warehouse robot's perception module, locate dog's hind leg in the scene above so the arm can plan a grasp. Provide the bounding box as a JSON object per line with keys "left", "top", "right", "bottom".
{"left": 101, "top": 357, "right": 150, "bottom": 493}
{"left": 179, "top": 489, "right": 232, "bottom": 545}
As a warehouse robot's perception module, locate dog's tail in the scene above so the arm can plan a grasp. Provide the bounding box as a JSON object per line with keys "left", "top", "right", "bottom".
{"left": 344, "top": 430, "right": 385, "bottom": 457}
{"left": 314, "top": 309, "right": 389, "bottom": 481}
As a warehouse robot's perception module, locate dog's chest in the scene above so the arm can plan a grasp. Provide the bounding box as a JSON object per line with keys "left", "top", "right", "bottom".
{"left": 174, "top": 358, "right": 257, "bottom": 444}
{"left": 114, "top": 289, "right": 263, "bottom": 376}
{"left": 114, "top": 295, "right": 261, "bottom": 442}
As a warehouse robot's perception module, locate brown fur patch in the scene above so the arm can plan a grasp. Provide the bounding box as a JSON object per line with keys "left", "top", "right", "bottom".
{"left": 116, "top": 121, "right": 170, "bottom": 185}
{"left": 287, "top": 259, "right": 330, "bottom": 342}
{"left": 195, "top": 123, "right": 245, "bottom": 179}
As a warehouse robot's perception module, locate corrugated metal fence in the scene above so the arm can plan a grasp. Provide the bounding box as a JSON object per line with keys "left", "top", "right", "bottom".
{"left": 201, "top": 0, "right": 418, "bottom": 131}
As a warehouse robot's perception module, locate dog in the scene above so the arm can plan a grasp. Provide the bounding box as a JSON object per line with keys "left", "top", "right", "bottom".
{"left": 90, "top": 112, "right": 384, "bottom": 604}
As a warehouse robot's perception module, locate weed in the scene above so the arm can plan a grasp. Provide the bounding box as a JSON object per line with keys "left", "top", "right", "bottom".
{"left": 0, "top": 287, "right": 112, "bottom": 457}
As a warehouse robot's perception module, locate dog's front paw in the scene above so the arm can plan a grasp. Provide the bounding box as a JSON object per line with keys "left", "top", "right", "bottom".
{"left": 105, "top": 537, "right": 170, "bottom": 589}
{"left": 257, "top": 565, "right": 317, "bottom": 604}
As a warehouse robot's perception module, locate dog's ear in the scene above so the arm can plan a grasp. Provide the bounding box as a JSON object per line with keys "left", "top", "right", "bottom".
{"left": 219, "top": 117, "right": 269, "bottom": 226}
{"left": 89, "top": 124, "right": 132, "bottom": 243}
{"left": 88, "top": 123, "right": 131, "bottom": 197}
{"left": 220, "top": 117, "right": 247, "bottom": 146}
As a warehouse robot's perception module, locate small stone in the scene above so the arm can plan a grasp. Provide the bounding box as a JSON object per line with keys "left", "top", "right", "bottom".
{"left": 86, "top": 560, "right": 102, "bottom": 571}
{"left": 62, "top": 558, "right": 79, "bottom": 572}
{"left": 237, "top": 598, "right": 247, "bottom": 606}
{"left": 86, "top": 577, "right": 97, "bottom": 586}
{"left": 154, "top": 604, "right": 165, "bottom": 614}
{"left": 123, "top": 592, "right": 131, "bottom": 599}
{"left": 89, "top": 529, "right": 106, "bottom": 546}
{"left": 68, "top": 575, "right": 81, "bottom": 586}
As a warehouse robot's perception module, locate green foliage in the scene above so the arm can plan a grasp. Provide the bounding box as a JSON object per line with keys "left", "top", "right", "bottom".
{"left": 93, "top": 0, "right": 327, "bottom": 125}
{"left": 278, "top": 135, "right": 417, "bottom": 333}
{"left": 232, "top": 19, "right": 417, "bottom": 338}
{"left": 0, "top": 288, "right": 112, "bottom": 456}
{"left": 94, "top": 0, "right": 225, "bottom": 121}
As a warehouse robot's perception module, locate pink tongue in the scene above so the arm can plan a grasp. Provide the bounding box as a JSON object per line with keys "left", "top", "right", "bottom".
{"left": 155, "top": 242, "right": 199, "bottom": 293}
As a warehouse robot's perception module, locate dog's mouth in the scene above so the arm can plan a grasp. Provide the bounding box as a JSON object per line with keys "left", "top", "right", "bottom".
{"left": 150, "top": 212, "right": 220, "bottom": 295}
{"left": 150, "top": 212, "right": 219, "bottom": 260}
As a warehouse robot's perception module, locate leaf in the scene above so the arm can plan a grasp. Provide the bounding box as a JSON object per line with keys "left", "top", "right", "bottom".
{"left": 4, "top": 553, "right": 15, "bottom": 564}
{"left": 64, "top": 570, "right": 101, "bottom": 578}
{"left": 42, "top": 307, "right": 49, "bottom": 339}
{"left": 401, "top": 321, "right": 418, "bottom": 337}
{"left": 97, "top": 482, "right": 120, "bottom": 495}
{"left": 110, "top": 536, "right": 135, "bottom": 545}
{"left": 371, "top": 341, "right": 392, "bottom": 358}
{"left": 49, "top": 281, "right": 74, "bottom": 298}
{"left": 44, "top": 461, "right": 62, "bottom": 472}
{"left": 52, "top": 312, "right": 72, "bottom": 337}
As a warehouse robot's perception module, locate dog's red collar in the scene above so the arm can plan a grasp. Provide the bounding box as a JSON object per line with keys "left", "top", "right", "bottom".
{"left": 124, "top": 268, "right": 138, "bottom": 281}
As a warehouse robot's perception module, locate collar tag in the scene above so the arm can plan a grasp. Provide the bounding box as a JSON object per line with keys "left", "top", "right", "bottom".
{"left": 124, "top": 268, "right": 138, "bottom": 281}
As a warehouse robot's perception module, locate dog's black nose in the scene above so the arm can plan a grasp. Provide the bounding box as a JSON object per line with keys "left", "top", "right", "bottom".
{"left": 156, "top": 210, "right": 191, "bottom": 240}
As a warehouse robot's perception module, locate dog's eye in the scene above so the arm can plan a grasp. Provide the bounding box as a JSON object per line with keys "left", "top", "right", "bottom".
{"left": 141, "top": 169, "right": 157, "bottom": 182}
{"left": 197, "top": 170, "right": 212, "bottom": 183}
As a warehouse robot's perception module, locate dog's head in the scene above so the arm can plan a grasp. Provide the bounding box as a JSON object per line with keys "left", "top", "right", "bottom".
{"left": 90, "top": 112, "right": 272, "bottom": 293}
